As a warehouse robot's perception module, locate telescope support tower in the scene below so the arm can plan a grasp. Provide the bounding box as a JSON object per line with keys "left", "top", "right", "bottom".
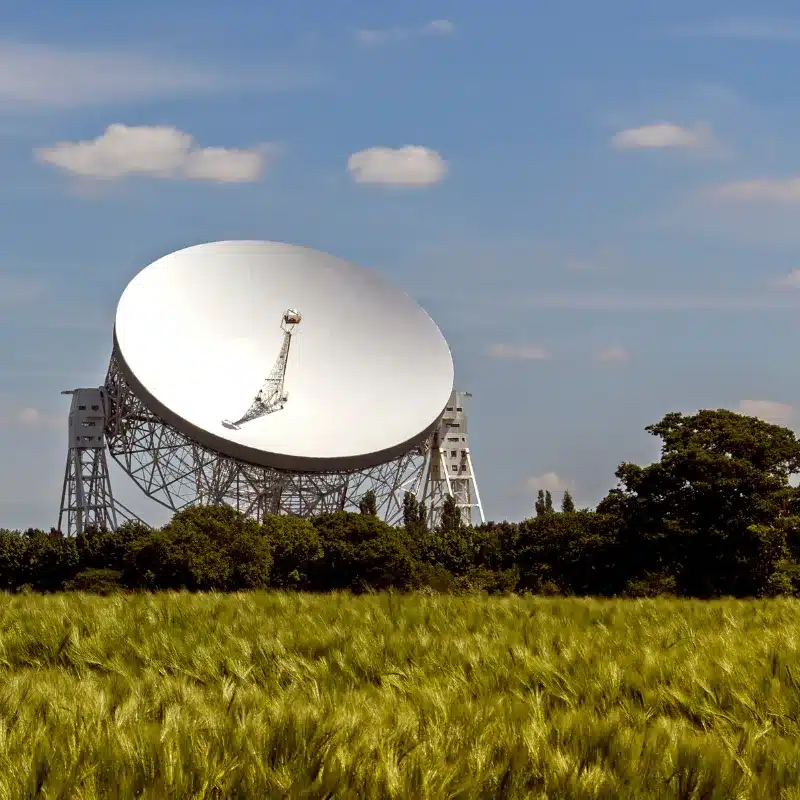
{"left": 57, "top": 388, "right": 143, "bottom": 536}
{"left": 419, "top": 391, "right": 485, "bottom": 528}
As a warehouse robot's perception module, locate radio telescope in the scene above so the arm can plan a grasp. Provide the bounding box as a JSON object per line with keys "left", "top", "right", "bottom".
{"left": 58, "top": 241, "right": 485, "bottom": 535}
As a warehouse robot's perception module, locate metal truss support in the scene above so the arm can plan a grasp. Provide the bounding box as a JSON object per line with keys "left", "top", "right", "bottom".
{"left": 103, "top": 352, "right": 429, "bottom": 525}
{"left": 418, "top": 390, "right": 485, "bottom": 529}
{"left": 57, "top": 387, "right": 144, "bottom": 536}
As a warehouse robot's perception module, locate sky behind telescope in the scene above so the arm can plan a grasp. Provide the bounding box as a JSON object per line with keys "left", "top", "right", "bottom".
{"left": 2, "top": 0, "right": 800, "bottom": 528}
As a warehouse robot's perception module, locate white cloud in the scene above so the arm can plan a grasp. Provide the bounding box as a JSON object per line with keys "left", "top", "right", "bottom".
{"left": 596, "top": 346, "right": 630, "bottom": 363}
{"left": 347, "top": 146, "right": 447, "bottom": 186}
{"left": 0, "top": 407, "right": 59, "bottom": 429}
{"left": 705, "top": 177, "right": 800, "bottom": 204}
{"left": 527, "top": 472, "right": 571, "bottom": 492}
{"left": 735, "top": 400, "right": 794, "bottom": 427}
{"left": 0, "top": 41, "right": 311, "bottom": 109}
{"left": 487, "top": 343, "right": 551, "bottom": 361}
{"left": 35, "top": 124, "right": 275, "bottom": 182}
{"left": 611, "top": 122, "right": 713, "bottom": 150}
{"left": 685, "top": 18, "right": 800, "bottom": 41}
{"left": 354, "top": 20, "right": 455, "bottom": 46}
{"left": 774, "top": 270, "right": 800, "bottom": 289}
{"left": 421, "top": 20, "right": 455, "bottom": 36}
{"left": 520, "top": 290, "right": 800, "bottom": 311}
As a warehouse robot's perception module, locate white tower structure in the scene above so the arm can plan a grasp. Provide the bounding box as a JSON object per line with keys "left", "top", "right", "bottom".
{"left": 420, "top": 390, "right": 485, "bottom": 528}
{"left": 57, "top": 388, "right": 140, "bottom": 536}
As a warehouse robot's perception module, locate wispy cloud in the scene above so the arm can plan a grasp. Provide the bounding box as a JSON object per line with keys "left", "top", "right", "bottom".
{"left": 527, "top": 472, "right": 572, "bottom": 492}
{"left": 354, "top": 20, "right": 455, "bottom": 46}
{"left": 735, "top": 400, "right": 794, "bottom": 426}
{"left": 773, "top": 270, "right": 800, "bottom": 289}
{"left": 683, "top": 17, "right": 800, "bottom": 42}
{"left": 0, "top": 40, "right": 318, "bottom": 110}
{"left": 596, "top": 346, "right": 631, "bottom": 363}
{"left": 0, "top": 406, "right": 60, "bottom": 429}
{"left": 487, "top": 343, "right": 551, "bottom": 361}
{"left": 612, "top": 122, "right": 715, "bottom": 150}
{"left": 704, "top": 176, "right": 800, "bottom": 204}
{"left": 0, "top": 275, "right": 46, "bottom": 306}
{"left": 520, "top": 290, "right": 800, "bottom": 311}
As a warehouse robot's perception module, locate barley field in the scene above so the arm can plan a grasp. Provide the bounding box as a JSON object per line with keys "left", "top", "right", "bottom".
{"left": 0, "top": 593, "right": 799, "bottom": 799}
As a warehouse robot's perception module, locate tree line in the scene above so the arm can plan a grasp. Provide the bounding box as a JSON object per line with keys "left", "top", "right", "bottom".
{"left": 4, "top": 408, "right": 800, "bottom": 597}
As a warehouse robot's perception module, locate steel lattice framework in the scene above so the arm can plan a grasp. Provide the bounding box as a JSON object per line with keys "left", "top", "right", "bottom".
{"left": 103, "top": 352, "right": 429, "bottom": 525}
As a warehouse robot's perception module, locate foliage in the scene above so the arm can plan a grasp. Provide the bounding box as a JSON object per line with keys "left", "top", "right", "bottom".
{"left": 261, "top": 515, "right": 323, "bottom": 589}
{"left": 309, "top": 512, "right": 416, "bottom": 592}
{"left": 5, "top": 408, "right": 800, "bottom": 598}
{"left": 64, "top": 568, "right": 124, "bottom": 595}
{"left": 125, "top": 506, "right": 272, "bottom": 591}
{"left": 358, "top": 489, "right": 378, "bottom": 516}
{"left": 598, "top": 409, "right": 800, "bottom": 597}
{"left": 439, "top": 494, "right": 461, "bottom": 533}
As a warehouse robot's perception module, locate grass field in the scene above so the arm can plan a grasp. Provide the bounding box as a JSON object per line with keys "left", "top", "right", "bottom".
{"left": 1, "top": 593, "right": 800, "bottom": 799}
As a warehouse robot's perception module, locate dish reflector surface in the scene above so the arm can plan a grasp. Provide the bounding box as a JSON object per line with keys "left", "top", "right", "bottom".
{"left": 113, "top": 241, "right": 454, "bottom": 471}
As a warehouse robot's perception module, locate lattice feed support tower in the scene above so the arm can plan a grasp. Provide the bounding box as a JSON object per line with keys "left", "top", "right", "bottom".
{"left": 418, "top": 390, "right": 485, "bottom": 528}
{"left": 57, "top": 388, "right": 141, "bottom": 536}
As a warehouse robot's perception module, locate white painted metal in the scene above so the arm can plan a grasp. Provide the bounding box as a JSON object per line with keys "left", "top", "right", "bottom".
{"left": 57, "top": 388, "right": 143, "bottom": 536}
{"left": 418, "top": 390, "right": 485, "bottom": 527}
{"left": 103, "top": 354, "right": 429, "bottom": 524}
{"left": 57, "top": 241, "right": 480, "bottom": 530}
{"left": 114, "top": 241, "right": 454, "bottom": 472}
{"left": 222, "top": 308, "right": 302, "bottom": 429}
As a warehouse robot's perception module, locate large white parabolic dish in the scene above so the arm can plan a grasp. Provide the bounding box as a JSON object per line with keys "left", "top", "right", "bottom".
{"left": 113, "top": 241, "right": 454, "bottom": 472}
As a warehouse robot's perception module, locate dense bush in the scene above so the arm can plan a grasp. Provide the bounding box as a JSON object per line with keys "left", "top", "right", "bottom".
{"left": 3, "top": 409, "right": 800, "bottom": 597}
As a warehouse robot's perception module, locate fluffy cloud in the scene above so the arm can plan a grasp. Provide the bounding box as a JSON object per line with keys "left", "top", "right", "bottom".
{"left": 706, "top": 177, "right": 800, "bottom": 203}
{"left": 354, "top": 20, "right": 455, "bottom": 45}
{"left": 596, "top": 346, "right": 630, "bottom": 363}
{"left": 487, "top": 343, "right": 551, "bottom": 361}
{"left": 527, "top": 472, "right": 571, "bottom": 492}
{"left": 611, "top": 123, "right": 712, "bottom": 150}
{"left": 35, "top": 124, "right": 275, "bottom": 182}
{"left": 347, "top": 146, "right": 447, "bottom": 186}
{"left": 736, "top": 400, "right": 794, "bottom": 427}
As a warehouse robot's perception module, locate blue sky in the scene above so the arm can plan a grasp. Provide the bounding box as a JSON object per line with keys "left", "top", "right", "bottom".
{"left": 3, "top": 0, "right": 800, "bottom": 528}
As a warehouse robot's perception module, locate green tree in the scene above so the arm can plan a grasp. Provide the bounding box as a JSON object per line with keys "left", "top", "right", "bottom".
{"left": 545, "top": 490, "right": 553, "bottom": 513}
{"left": 534, "top": 489, "right": 546, "bottom": 517}
{"left": 598, "top": 409, "right": 800, "bottom": 597}
{"left": 561, "top": 490, "right": 576, "bottom": 513}
{"left": 262, "top": 515, "right": 323, "bottom": 589}
{"left": 402, "top": 492, "right": 428, "bottom": 532}
{"left": 439, "top": 494, "right": 461, "bottom": 533}
{"left": 126, "top": 505, "right": 271, "bottom": 591}
{"left": 359, "top": 490, "right": 378, "bottom": 516}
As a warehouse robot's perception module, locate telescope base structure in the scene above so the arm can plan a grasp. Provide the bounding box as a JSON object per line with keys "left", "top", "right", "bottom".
{"left": 419, "top": 391, "right": 486, "bottom": 529}
{"left": 102, "top": 355, "right": 428, "bottom": 525}
{"left": 57, "top": 388, "right": 143, "bottom": 537}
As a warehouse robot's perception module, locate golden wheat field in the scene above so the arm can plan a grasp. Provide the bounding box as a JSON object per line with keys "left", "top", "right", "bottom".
{"left": 0, "top": 592, "right": 799, "bottom": 799}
